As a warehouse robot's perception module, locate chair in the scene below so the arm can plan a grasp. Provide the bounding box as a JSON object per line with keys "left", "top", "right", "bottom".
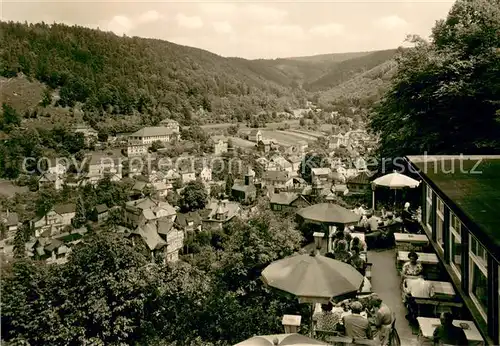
{"left": 365, "top": 262, "right": 373, "bottom": 282}
{"left": 379, "top": 222, "right": 403, "bottom": 248}
{"left": 315, "top": 329, "right": 343, "bottom": 343}
{"left": 434, "top": 303, "right": 452, "bottom": 317}
{"left": 388, "top": 312, "right": 401, "bottom": 346}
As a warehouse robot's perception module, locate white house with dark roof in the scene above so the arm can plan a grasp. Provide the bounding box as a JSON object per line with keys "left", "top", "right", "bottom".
{"left": 202, "top": 199, "right": 240, "bottom": 230}
{"left": 269, "top": 192, "right": 310, "bottom": 212}
{"left": 212, "top": 135, "right": 229, "bottom": 155}
{"left": 261, "top": 171, "right": 294, "bottom": 192}
{"left": 32, "top": 203, "right": 76, "bottom": 237}
{"left": 127, "top": 126, "right": 180, "bottom": 157}
{"left": 199, "top": 167, "right": 212, "bottom": 183}
{"left": 1, "top": 211, "right": 20, "bottom": 239}
{"left": 124, "top": 197, "right": 176, "bottom": 228}
{"left": 86, "top": 154, "right": 123, "bottom": 185}
{"left": 249, "top": 129, "right": 262, "bottom": 142}
{"left": 38, "top": 172, "right": 62, "bottom": 190}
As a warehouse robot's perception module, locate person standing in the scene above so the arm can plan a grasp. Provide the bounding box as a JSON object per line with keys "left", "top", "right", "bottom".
{"left": 343, "top": 301, "right": 372, "bottom": 340}
{"left": 432, "top": 312, "right": 468, "bottom": 345}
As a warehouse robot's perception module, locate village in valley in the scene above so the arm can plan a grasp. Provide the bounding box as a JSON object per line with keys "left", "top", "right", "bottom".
{"left": 0, "top": 102, "right": 378, "bottom": 266}
{"left": 1, "top": 1, "right": 498, "bottom": 344}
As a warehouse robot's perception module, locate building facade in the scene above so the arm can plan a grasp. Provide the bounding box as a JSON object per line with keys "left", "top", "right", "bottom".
{"left": 406, "top": 155, "right": 500, "bottom": 345}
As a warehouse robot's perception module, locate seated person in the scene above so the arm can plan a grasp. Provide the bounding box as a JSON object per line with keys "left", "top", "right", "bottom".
{"left": 364, "top": 212, "right": 383, "bottom": 249}
{"left": 401, "top": 250, "right": 423, "bottom": 280}
{"left": 315, "top": 301, "right": 342, "bottom": 332}
{"left": 343, "top": 301, "right": 372, "bottom": 340}
{"left": 348, "top": 246, "right": 366, "bottom": 276}
{"left": 358, "top": 214, "right": 369, "bottom": 229}
{"left": 402, "top": 277, "right": 432, "bottom": 321}
{"left": 333, "top": 241, "right": 350, "bottom": 262}
{"left": 433, "top": 312, "right": 468, "bottom": 345}
{"left": 344, "top": 231, "right": 353, "bottom": 247}
{"left": 333, "top": 230, "right": 348, "bottom": 251}
{"left": 402, "top": 202, "right": 414, "bottom": 219}
{"left": 384, "top": 212, "right": 395, "bottom": 226}
{"left": 350, "top": 236, "right": 367, "bottom": 253}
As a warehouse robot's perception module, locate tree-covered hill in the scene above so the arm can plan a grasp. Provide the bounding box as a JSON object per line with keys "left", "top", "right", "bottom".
{"left": 303, "top": 49, "right": 398, "bottom": 91}
{"left": 318, "top": 59, "right": 397, "bottom": 106}
{"left": 284, "top": 51, "right": 374, "bottom": 64}
{"left": 0, "top": 21, "right": 306, "bottom": 121}
{"left": 0, "top": 20, "right": 399, "bottom": 121}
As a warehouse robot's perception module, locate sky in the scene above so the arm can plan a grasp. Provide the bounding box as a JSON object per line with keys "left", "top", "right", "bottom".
{"left": 1, "top": 0, "right": 455, "bottom": 59}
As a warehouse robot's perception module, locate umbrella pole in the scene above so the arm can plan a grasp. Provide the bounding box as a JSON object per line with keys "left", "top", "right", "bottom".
{"left": 310, "top": 303, "right": 314, "bottom": 337}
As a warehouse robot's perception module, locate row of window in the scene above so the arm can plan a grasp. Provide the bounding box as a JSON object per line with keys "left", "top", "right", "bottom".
{"left": 424, "top": 184, "right": 497, "bottom": 341}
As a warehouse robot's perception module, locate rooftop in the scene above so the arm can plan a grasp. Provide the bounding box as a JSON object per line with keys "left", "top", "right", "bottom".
{"left": 407, "top": 155, "right": 500, "bottom": 259}
{"left": 269, "top": 192, "right": 299, "bottom": 205}
{"left": 131, "top": 126, "right": 175, "bottom": 137}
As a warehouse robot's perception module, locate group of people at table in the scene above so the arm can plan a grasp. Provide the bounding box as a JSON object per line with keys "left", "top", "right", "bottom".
{"left": 351, "top": 202, "right": 422, "bottom": 249}
{"left": 313, "top": 249, "right": 472, "bottom": 345}
{"left": 313, "top": 293, "right": 394, "bottom": 345}
{"left": 311, "top": 203, "right": 475, "bottom": 345}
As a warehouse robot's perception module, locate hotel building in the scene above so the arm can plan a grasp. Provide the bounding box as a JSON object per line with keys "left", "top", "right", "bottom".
{"left": 406, "top": 155, "right": 500, "bottom": 344}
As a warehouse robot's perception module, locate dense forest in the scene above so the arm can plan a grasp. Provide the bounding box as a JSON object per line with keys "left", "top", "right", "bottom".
{"left": 369, "top": 0, "right": 500, "bottom": 157}
{"left": 0, "top": 21, "right": 400, "bottom": 122}
{"left": 0, "top": 21, "right": 307, "bottom": 123}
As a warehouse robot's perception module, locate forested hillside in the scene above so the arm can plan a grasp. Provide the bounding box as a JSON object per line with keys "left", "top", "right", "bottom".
{"left": 0, "top": 21, "right": 399, "bottom": 120}
{"left": 0, "top": 21, "right": 307, "bottom": 123}
{"left": 303, "top": 49, "right": 398, "bottom": 91}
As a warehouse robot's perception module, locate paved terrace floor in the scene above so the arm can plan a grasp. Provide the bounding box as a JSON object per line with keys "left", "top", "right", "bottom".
{"left": 369, "top": 249, "right": 419, "bottom": 346}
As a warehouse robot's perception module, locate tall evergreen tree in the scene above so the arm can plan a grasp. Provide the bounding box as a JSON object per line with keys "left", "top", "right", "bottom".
{"left": 72, "top": 195, "right": 86, "bottom": 228}
{"left": 225, "top": 173, "right": 234, "bottom": 197}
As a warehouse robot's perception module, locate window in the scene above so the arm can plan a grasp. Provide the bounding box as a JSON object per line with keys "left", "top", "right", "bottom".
{"left": 449, "top": 213, "right": 462, "bottom": 278}
{"left": 436, "top": 197, "right": 445, "bottom": 249}
{"left": 425, "top": 185, "right": 433, "bottom": 229}
{"left": 470, "top": 235, "right": 488, "bottom": 268}
{"left": 469, "top": 234, "right": 488, "bottom": 319}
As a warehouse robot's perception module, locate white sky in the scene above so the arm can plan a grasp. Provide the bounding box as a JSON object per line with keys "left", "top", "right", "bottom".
{"left": 1, "top": 0, "right": 455, "bottom": 59}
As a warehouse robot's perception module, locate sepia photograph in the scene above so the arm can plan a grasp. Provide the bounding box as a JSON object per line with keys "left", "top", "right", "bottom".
{"left": 0, "top": 0, "right": 499, "bottom": 345}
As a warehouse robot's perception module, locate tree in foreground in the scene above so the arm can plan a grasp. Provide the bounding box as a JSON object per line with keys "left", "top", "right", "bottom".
{"left": 370, "top": 0, "right": 500, "bottom": 159}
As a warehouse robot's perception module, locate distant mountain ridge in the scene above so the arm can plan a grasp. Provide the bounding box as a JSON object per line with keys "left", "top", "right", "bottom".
{"left": 0, "top": 20, "right": 398, "bottom": 118}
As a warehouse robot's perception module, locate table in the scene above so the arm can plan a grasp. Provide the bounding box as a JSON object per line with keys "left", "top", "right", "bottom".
{"left": 417, "top": 317, "right": 484, "bottom": 346}
{"left": 394, "top": 233, "right": 429, "bottom": 251}
{"left": 397, "top": 251, "right": 441, "bottom": 280}
{"left": 410, "top": 281, "right": 462, "bottom": 317}
{"left": 409, "top": 280, "right": 455, "bottom": 299}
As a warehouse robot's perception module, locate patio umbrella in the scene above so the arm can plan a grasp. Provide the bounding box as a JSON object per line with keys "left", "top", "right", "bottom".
{"left": 297, "top": 203, "right": 360, "bottom": 225}
{"left": 261, "top": 253, "right": 364, "bottom": 335}
{"left": 297, "top": 204, "right": 360, "bottom": 252}
{"left": 371, "top": 171, "right": 420, "bottom": 209}
{"left": 234, "top": 333, "right": 327, "bottom": 346}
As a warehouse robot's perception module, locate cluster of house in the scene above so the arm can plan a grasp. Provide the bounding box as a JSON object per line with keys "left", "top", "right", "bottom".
{"left": 0, "top": 191, "right": 246, "bottom": 265}
{"left": 2, "top": 115, "right": 380, "bottom": 266}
